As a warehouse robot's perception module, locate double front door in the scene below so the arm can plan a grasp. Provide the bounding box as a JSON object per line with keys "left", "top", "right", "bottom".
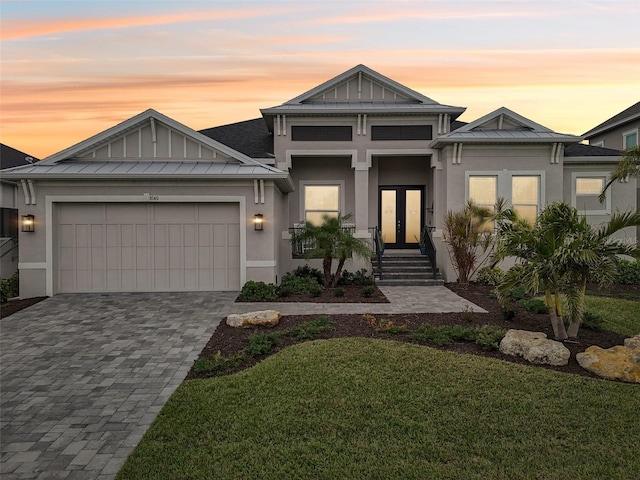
{"left": 379, "top": 186, "right": 424, "bottom": 249}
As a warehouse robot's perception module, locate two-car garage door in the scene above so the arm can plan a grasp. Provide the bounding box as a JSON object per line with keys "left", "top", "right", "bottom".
{"left": 56, "top": 203, "right": 240, "bottom": 293}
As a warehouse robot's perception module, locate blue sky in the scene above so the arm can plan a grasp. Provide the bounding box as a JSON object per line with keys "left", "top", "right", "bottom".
{"left": 1, "top": 0, "right": 639, "bottom": 158}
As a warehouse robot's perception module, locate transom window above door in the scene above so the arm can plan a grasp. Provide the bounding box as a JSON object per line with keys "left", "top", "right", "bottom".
{"left": 304, "top": 185, "right": 340, "bottom": 225}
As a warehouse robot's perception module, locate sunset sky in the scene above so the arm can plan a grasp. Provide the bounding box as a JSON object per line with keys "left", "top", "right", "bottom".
{"left": 1, "top": 0, "right": 639, "bottom": 159}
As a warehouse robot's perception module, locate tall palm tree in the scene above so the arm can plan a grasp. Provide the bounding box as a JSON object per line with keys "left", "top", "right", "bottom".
{"left": 599, "top": 145, "right": 640, "bottom": 202}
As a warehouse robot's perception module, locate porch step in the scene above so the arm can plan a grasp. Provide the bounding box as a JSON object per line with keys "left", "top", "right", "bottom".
{"left": 373, "top": 251, "right": 444, "bottom": 286}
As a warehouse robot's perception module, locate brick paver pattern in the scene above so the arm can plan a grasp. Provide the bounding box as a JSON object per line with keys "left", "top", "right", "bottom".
{"left": 0, "top": 287, "right": 482, "bottom": 479}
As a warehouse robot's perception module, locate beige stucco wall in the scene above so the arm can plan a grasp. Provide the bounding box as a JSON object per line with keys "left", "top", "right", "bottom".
{"left": 1, "top": 181, "right": 18, "bottom": 208}
{"left": 16, "top": 179, "right": 281, "bottom": 297}
{"left": 588, "top": 119, "right": 640, "bottom": 150}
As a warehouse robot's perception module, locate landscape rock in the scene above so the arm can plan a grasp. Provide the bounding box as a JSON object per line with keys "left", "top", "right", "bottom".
{"left": 499, "top": 329, "right": 570, "bottom": 366}
{"left": 624, "top": 334, "right": 640, "bottom": 350}
{"left": 576, "top": 342, "right": 640, "bottom": 384}
{"left": 226, "top": 310, "right": 281, "bottom": 328}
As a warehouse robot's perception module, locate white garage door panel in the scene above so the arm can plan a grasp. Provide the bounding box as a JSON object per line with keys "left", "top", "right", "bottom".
{"left": 56, "top": 203, "right": 240, "bottom": 293}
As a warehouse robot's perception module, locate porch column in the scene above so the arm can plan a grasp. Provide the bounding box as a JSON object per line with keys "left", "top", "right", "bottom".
{"left": 353, "top": 165, "right": 369, "bottom": 233}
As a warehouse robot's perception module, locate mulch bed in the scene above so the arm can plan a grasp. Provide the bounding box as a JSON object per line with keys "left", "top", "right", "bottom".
{"left": 236, "top": 284, "right": 389, "bottom": 303}
{"left": 189, "top": 282, "right": 638, "bottom": 381}
{"left": 0, "top": 297, "right": 47, "bottom": 319}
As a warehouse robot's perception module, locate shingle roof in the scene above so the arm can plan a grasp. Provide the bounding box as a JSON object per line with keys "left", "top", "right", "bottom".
{"left": 199, "top": 118, "right": 273, "bottom": 159}
{"left": 0, "top": 144, "right": 39, "bottom": 170}
{"left": 564, "top": 143, "right": 621, "bottom": 157}
{"left": 583, "top": 101, "right": 640, "bottom": 138}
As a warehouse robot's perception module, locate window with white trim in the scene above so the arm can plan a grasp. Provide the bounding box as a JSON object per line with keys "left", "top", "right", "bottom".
{"left": 467, "top": 171, "right": 543, "bottom": 227}
{"left": 572, "top": 172, "right": 610, "bottom": 215}
{"left": 303, "top": 185, "right": 340, "bottom": 225}
{"left": 623, "top": 129, "right": 638, "bottom": 149}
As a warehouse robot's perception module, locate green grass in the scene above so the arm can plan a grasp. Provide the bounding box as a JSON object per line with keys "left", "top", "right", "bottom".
{"left": 117, "top": 338, "right": 640, "bottom": 480}
{"left": 583, "top": 296, "right": 640, "bottom": 336}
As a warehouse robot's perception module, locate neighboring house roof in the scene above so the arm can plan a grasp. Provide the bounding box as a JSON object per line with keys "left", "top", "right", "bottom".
{"left": 199, "top": 118, "right": 273, "bottom": 159}
{"left": 430, "top": 107, "right": 583, "bottom": 146}
{"left": 583, "top": 101, "right": 640, "bottom": 138}
{"left": 563, "top": 143, "right": 621, "bottom": 157}
{"left": 0, "top": 144, "right": 39, "bottom": 169}
{"left": 260, "top": 64, "right": 466, "bottom": 126}
{"left": 2, "top": 109, "right": 293, "bottom": 191}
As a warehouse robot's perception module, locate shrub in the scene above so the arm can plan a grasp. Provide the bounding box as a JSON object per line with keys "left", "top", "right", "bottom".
{"left": 354, "top": 268, "right": 374, "bottom": 286}
{"left": 616, "top": 259, "right": 640, "bottom": 285}
{"left": 284, "top": 316, "right": 334, "bottom": 340}
{"left": 363, "top": 314, "right": 407, "bottom": 333}
{"left": 277, "top": 274, "right": 321, "bottom": 297}
{"left": 361, "top": 285, "right": 375, "bottom": 297}
{"left": 290, "top": 265, "right": 324, "bottom": 285}
{"left": 238, "top": 281, "right": 277, "bottom": 301}
{"left": 520, "top": 298, "right": 548, "bottom": 314}
{"left": 412, "top": 324, "right": 475, "bottom": 346}
{"left": 338, "top": 270, "right": 355, "bottom": 286}
{"left": 461, "top": 305, "right": 474, "bottom": 322}
{"left": 475, "top": 325, "right": 506, "bottom": 351}
{"left": 618, "top": 292, "right": 638, "bottom": 301}
{"left": 193, "top": 351, "right": 246, "bottom": 376}
{"left": 309, "top": 283, "right": 324, "bottom": 297}
{"left": 581, "top": 311, "right": 605, "bottom": 331}
{"left": 0, "top": 272, "right": 19, "bottom": 303}
{"left": 245, "top": 332, "right": 281, "bottom": 357}
{"left": 501, "top": 308, "right": 516, "bottom": 321}
{"left": 508, "top": 285, "right": 527, "bottom": 302}
{"left": 475, "top": 266, "right": 505, "bottom": 286}
{"left": 334, "top": 287, "right": 346, "bottom": 297}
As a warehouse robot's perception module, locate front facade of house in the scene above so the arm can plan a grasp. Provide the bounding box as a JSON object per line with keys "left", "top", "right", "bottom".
{"left": 4, "top": 65, "right": 637, "bottom": 297}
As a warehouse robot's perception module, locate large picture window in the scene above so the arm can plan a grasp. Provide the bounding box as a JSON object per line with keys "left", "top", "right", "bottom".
{"left": 304, "top": 185, "right": 340, "bottom": 225}
{"left": 469, "top": 176, "right": 497, "bottom": 232}
{"left": 512, "top": 176, "right": 540, "bottom": 224}
{"left": 572, "top": 173, "right": 610, "bottom": 215}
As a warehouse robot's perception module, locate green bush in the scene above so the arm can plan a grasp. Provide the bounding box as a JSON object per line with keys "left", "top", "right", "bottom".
{"left": 581, "top": 311, "right": 605, "bottom": 331}
{"left": 238, "top": 281, "right": 278, "bottom": 301}
{"left": 334, "top": 287, "right": 346, "bottom": 297}
{"left": 508, "top": 285, "right": 527, "bottom": 302}
{"left": 193, "top": 352, "right": 246, "bottom": 376}
{"left": 338, "top": 268, "right": 374, "bottom": 286}
{"left": 616, "top": 259, "right": 640, "bottom": 285}
{"left": 501, "top": 308, "right": 516, "bottom": 321}
{"left": 475, "top": 266, "right": 505, "bottom": 286}
{"left": 309, "top": 283, "right": 324, "bottom": 297}
{"left": 0, "top": 272, "right": 19, "bottom": 304}
{"left": 361, "top": 285, "right": 375, "bottom": 297}
{"left": 290, "top": 265, "right": 324, "bottom": 285}
{"left": 338, "top": 270, "right": 356, "bottom": 285}
{"left": 520, "top": 298, "right": 548, "bottom": 314}
{"left": 475, "top": 325, "right": 506, "bottom": 351}
{"left": 277, "top": 274, "right": 321, "bottom": 297}
{"left": 412, "top": 324, "right": 476, "bottom": 346}
{"left": 245, "top": 332, "right": 281, "bottom": 357}
{"left": 284, "top": 316, "right": 334, "bottom": 340}
{"left": 618, "top": 292, "right": 638, "bottom": 301}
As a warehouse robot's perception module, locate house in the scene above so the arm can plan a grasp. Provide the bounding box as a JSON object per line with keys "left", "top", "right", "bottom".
{"left": 583, "top": 102, "right": 640, "bottom": 150}
{"left": 0, "top": 144, "right": 39, "bottom": 279}
{"left": 3, "top": 65, "right": 637, "bottom": 297}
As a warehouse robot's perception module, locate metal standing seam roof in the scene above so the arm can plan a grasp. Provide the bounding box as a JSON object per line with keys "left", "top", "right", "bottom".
{"left": 1, "top": 160, "right": 288, "bottom": 179}
{"left": 261, "top": 102, "right": 465, "bottom": 113}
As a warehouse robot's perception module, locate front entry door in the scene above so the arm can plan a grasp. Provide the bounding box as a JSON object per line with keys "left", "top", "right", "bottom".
{"left": 379, "top": 186, "right": 424, "bottom": 249}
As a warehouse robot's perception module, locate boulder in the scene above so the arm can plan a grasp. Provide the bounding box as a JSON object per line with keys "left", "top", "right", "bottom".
{"left": 576, "top": 342, "right": 640, "bottom": 383}
{"left": 624, "top": 334, "right": 640, "bottom": 350}
{"left": 499, "top": 329, "right": 570, "bottom": 366}
{"left": 226, "top": 310, "right": 281, "bottom": 328}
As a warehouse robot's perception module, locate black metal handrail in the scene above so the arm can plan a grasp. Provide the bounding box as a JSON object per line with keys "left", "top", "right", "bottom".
{"left": 423, "top": 225, "right": 437, "bottom": 279}
{"left": 370, "top": 226, "right": 383, "bottom": 280}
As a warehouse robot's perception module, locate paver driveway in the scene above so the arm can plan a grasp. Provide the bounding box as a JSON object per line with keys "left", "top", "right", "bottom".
{"left": 0, "top": 292, "right": 237, "bottom": 480}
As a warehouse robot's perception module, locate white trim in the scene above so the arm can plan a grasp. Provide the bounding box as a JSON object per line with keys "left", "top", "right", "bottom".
{"left": 571, "top": 172, "right": 611, "bottom": 215}
{"left": 591, "top": 140, "right": 605, "bottom": 148}
{"left": 246, "top": 260, "right": 277, "bottom": 268}
{"left": 623, "top": 128, "right": 638, "bottom": 149}
{"left": 44, "top": 194, "right": 247, "bottom": 296}
{"left": 18, "top": 262, "right": 47, "bottom": 270}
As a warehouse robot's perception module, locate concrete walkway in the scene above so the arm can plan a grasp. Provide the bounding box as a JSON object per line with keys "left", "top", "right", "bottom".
{"left": 0, "top": 287, "right": 482, "bottom": 479}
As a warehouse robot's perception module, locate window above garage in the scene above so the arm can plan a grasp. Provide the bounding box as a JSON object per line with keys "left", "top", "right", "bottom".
{"left": 291, "top": 126, "right": 352, "bottom": 141}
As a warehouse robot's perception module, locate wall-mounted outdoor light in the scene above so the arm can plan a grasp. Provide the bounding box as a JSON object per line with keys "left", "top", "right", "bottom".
{"left": 21, "top": 214, "right": 35, "bottom": 233}
{"left": 253, "top": 213, "right": 264, "bottom": 231}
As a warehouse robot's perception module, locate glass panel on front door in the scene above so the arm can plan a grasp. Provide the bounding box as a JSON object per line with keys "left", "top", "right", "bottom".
{"left": 379, "top": 187, "right": 423, "bottom": 249}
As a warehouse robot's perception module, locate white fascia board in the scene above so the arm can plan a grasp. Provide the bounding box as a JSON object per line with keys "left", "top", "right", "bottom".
{"left": 563, "top": 156, "right": 622, "bottom": 164}
{"left": 454, "top": 107, "right": 555, "bottom": 133}
{"left": 583, "top": 112, "right": 640, "bottom": 138}
{"left": 430, "top": 135, "right": 583, "bottom": 148}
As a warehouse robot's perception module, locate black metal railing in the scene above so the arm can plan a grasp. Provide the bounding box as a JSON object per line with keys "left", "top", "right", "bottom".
{"left": 423, "top": 225, "right": 437, "bottom": 279}
{"left": 370, "top": 226, "right": 383, "bottom": 279}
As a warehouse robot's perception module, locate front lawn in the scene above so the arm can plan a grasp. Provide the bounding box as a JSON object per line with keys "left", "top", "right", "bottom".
{"left": 584, "top": 295, "right": 640, "bottom": 336}
{"left": 117, "top": 338, "right": 639, "bottom": 480}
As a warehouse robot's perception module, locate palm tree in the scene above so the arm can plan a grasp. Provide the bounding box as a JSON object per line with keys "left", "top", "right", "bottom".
{"left": 494, "top": 202, "right": 640, "bottom": 340}
{"left": 599, "top": 145, "right": 640, "bottom": 202}
{"left": 295, "top": 213, "right": 371, "bottom": 288}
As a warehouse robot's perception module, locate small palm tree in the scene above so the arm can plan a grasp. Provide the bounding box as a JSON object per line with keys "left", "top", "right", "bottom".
{"left": 295, "top": 214, "right": 371, "bottom": 288}
{"left": 599, "top": 145, "right": 640, "bottom": 202}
